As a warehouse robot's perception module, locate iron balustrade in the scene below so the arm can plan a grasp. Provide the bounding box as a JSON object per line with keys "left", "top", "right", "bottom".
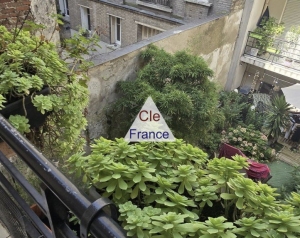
{"left": 244, "top": 31, "right": 300, "bottom": 72}
{"left": 0, "top": 114, "right": 127, "bottom": 238}
{"left": 140, "top": 0, "right": 170, "bottom": 7}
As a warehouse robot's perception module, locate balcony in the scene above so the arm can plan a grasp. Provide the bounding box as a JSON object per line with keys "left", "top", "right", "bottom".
{"left": 0, "top": 115, "right": 126, "bottom": 238}
{"left": 241, "top": 31, "right": 300, "bottom": 81}
{"left": 136, "top": 0, "right": 172, "bottom": 13}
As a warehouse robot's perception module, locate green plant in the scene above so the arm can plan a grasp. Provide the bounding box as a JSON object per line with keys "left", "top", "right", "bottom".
{"left": 253, "top": 17, "right": 284, "bottom": 54}
{"left": 218, "top": 91, "right": 248, "bottom": 128}
{"left": 221, "top": 125, "right": 271, "bottom": 160}
{"left": 197, "top": 216, "right": 237, "bottom": 238}
{"left": 233, "top": 217, "right": 268, "bottom": 238}
{"left": 68, "top": 138, "right": 300, "bottom": 237}
{"left": 0, "top": 20, "right": 99, "bottom": 158}
{"left": 107, "top": 45, "right": 224, "bottom": 151}
{"left": 264, "top": 95, "right": 290, "bottom": 143}
{"left": 285, "top": 25, "right": 300, "bottom": 44}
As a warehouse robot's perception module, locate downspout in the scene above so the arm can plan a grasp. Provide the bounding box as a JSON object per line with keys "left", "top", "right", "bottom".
{"left": 279, "top": 0, "right": 288, "bottom": 23}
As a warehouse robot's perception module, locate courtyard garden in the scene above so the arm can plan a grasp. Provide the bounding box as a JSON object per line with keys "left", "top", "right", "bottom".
{"left": 1, "top": 21, "right": 300, "bottom": 237}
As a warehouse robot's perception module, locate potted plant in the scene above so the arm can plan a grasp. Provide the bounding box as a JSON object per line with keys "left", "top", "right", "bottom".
{"left": 0, "top": 18, "right": 99, "bottom": 158}
{"left": 283, "top": 25, "right": 300, "bottom": 65}
{"left": 252, "top": 17, "right": 284, "bottom": 55}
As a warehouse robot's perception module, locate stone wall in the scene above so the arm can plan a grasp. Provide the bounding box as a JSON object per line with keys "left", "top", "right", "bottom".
{"left": 0, "top": 0, "right": 59, "bottom": 44}
{"left": 69, "top": 0, "right": 182, "bottom": 47}
{"left": 86, "top": 0, "right": 245, "bottom": 139}
{"left": 30, "top": 0, "right": 60, "bottom": 44}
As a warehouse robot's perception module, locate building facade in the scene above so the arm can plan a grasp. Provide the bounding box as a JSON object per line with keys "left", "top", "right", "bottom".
{"left": 227, "top": 0, "right": 300, "bottom": 92}
{"left": 63, "top": 0, "right": 234, "bottom": 48}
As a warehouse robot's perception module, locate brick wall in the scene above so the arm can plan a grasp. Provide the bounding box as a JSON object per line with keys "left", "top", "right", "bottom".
{"left": 0, "top": 0, "right": 59, "bottom": 44}
{"left": 0, "top": 0, "right": 32, "bottom": 28}
{"left": 69, "top": 0, "right": 182, "bottom": 47}
{"left": 184, "top": 2, "right": 210, "bottom": 22}
{"left": 209, "top": 0, "right": 233, "bottom": 14}
{"left": 172, "top": 0, "right": 185, "bottom": 18}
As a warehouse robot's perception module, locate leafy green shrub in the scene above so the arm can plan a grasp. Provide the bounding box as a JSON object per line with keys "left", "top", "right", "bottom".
{"left": 253, "top": 17, "right": 285, "bottom": 54}
{"left": 222, "top": 125, "right": 274, "bottom": 160}
{"left": 264, "top": 96, "right": 290, "bottom": 143}
{"left": 107, "top": 45, "right": 224, "bottom": 150}
{"left": 0, "top": 22, "right": 99, "bottom": 157}
{"left": 68, "top": 138, "right": 300, "bottom": 238}
{"left": 218, "top": 91, "right": 248, "bottom": 129}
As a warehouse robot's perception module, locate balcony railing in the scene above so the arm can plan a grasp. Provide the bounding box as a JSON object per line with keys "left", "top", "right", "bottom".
{"left": 244, "top": 31, "right": 300, "bottom": 72}
{"left": 139, "top": 0, "right": 170, "bottom": 7}
{"left": 0, "top": 114, "right": 126, "bottom": 238}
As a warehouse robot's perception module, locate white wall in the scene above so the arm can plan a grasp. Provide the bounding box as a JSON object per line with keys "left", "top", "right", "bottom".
{"left": 229, "top": 0, "right": 265, "bottom": 90}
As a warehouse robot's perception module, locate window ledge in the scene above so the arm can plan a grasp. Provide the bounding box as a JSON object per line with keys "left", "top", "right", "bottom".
{"left": 185, "top": 0, "right": 212, "bottom": 6}
{"left": 136, "top": 0, "right": 173, "bottom": 13}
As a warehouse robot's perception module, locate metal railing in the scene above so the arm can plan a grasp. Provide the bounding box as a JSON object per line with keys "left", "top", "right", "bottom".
{"left": 139, "top": 0, "right": 170, "bottom": 7}
{"left": 0, "top": 114, "right": 127, "bottom": 238}
{"left": 244, "top": 31, "right": 300, "bottom": 72}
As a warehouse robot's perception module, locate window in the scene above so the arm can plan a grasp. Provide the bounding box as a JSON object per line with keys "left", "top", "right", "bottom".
{"left": 59, "top": 0, "right": 69, "bottom": 16}
{"left": 110, "top": 16, "right": 121, "bottom": 45}
{"left": 141, "top": 25, "right": 161, "bottom": 40}
{"left": 80, "top": 6, "right": 91, "bottom": 31}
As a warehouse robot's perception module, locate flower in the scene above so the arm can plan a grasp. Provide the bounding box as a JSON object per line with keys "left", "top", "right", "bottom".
{"left": 271, "top": 149, "right": 276, "bottom": 156}
{"left": 250, "top": 133, "right": 254, "bottom": 137}
{"left": 260, "top": 153, "right": 264, "bottom": 158}
{"left": 252, "top": 151, "right": 256, "bottom": 155}
{"left": 240, "top": 128, "right": 246, "bottom": 133}
{"left": 261, "top": 135, "right": 268, "bottom": 141}
{"left": 233, "top": 130, "right": 238, "bottom": 134}
{"left": 221, "top": 130, "right": 226, "bottom": 135}
{"left": 233, "top": 137, "right": 237, "bottom": 141}
{"left": 238, "top": 137, "right": 242, "bottom": 141}
{"left": 229, "top": 132, "right": 233, "bottom": 136}
{"left": 248, "top": 143, "right": 253, "bottom": 147}
{"left": 253, "top": 146, "right": 257, "bottom": 150}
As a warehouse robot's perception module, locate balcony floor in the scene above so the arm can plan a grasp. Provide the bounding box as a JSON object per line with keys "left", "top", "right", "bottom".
{"left": 0, "top": 221, "right": 10, "bottom": 238}
{"left": 241, "top": 54, "right": 300, "bottom": 81}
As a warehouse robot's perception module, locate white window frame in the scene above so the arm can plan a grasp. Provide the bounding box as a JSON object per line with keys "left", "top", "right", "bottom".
{"left": 110, "top": 16, "right": 121, "bottom": 45}
{"left": 59, "top": 0, "right": 69, "bottom": 16}
{"left": 80, "top": 6, "right": 91, "bottom": 31}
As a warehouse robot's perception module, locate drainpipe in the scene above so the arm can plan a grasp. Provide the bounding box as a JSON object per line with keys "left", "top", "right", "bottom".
{"left": 279, "top": 0, "right": 288, "bottom": 23}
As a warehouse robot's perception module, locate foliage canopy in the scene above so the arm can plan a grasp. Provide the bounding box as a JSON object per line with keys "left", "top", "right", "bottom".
{"left": 108, "top": 45, "right": 224, "bottom": 149}
{"left": 68, "top": 138, "right": 300, "bottom": 238}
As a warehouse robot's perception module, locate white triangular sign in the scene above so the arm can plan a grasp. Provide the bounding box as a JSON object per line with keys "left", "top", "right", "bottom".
{"left": 125, "top": 97, "right": 175, "bottom": 142}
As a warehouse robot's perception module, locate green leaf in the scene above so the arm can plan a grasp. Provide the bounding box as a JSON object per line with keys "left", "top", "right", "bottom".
{"left": 139, "top": 181, "right": 147, "bottom": 191}
{"left": 221, "top": 193, "right": 236, "bottom": 200}
{"left": 133, "top": 173, "right": 142, "bottom": 183}
{"left": 106, "top": 181, "right": 117, "bottom": 193}
{"left": 131, "top": 184, "right": 139, "bottom": 199}
{"left": 118, "top": 179, "right": 128, "bottom": 190}
{"left": 236, "top": 197, "right": 244, "bottom": 209}
{"left": 163, "top": 224, "right": 174, "bottom": 229}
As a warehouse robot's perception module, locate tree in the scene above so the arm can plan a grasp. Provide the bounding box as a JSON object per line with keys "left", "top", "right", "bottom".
{"left": 264, "top": 95, "right": 290, "bottom": 143}
{"left": 108, "top": 45, "right": 224, "bottom": 149}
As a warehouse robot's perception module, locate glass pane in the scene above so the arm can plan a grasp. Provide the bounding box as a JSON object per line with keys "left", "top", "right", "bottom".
{"left": 117, "top": 18, "right": 121, "bottom": 41}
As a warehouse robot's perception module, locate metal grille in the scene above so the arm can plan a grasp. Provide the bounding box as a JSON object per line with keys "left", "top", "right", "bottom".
{"left": 0, "top": 184, "right": 28, "bottom": 238}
